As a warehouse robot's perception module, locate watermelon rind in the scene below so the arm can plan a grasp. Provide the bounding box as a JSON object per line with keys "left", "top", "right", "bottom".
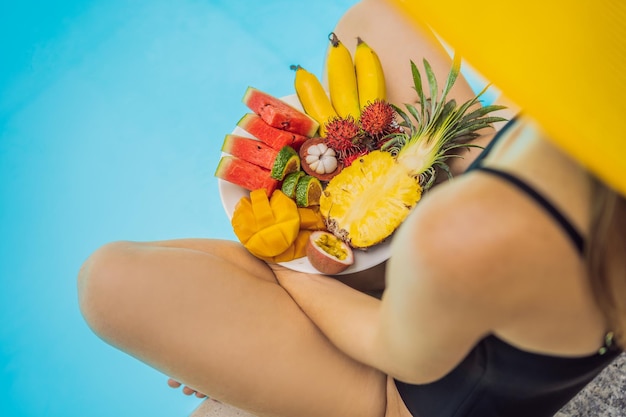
{"left": 221, "top": 134, "right": 278, "bottom": 171}
{"left": 215, "top": 155, "right": 278, "bottom": 196}
{"left": 237, "top": 113, "right": 308, "bottom": 151}
{"left": 243, "top": 86, "right": 319, "bottom": 137}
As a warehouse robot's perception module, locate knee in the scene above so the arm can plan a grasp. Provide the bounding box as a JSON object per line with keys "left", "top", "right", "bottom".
{"left": 77, "top": 240, "right": 136, "bottom": 340}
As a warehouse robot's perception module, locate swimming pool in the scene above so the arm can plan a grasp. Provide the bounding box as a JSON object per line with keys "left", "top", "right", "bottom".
{"left": 0, "top": 1, "right": 359, "bottom": 416}
{"left": 0, "top": 1, "right": 501, "bottom": 416}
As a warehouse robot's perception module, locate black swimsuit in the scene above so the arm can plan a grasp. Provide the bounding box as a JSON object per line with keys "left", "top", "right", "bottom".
{"left": 394, "top": 118, "right": 621, "bottom": 417}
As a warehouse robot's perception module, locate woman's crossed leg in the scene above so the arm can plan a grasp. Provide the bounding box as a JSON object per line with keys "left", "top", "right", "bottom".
{"left": 77, "top": 239, "right": 407, "bottom": 417}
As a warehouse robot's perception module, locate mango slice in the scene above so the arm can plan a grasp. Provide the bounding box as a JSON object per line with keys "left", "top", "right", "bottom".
{"left": 298, "top": 207, "right": 326, "bottom": 230}
{"left": 268, "top": 230, "right": 313, "bottom": 263}
{"left": 232, "top": 189, "right": 300, "bottom": 258}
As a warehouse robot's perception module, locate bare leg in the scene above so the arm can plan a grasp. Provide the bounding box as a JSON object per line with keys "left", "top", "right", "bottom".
{"left": 75, "top": 3, "right": 501, "bottom": 417}
{"left": 331, "top": 0, "right": 478, "bottom": 109}
{"left": 77, "top": 239, "right": 391, "bottom": 417}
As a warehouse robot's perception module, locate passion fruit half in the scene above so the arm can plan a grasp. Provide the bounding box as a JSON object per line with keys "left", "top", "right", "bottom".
{"left": 298, "top": 137, "right": 343, "bottom": 182}
{"left": 306, "top": 231, "right": 354, "bottom": 274}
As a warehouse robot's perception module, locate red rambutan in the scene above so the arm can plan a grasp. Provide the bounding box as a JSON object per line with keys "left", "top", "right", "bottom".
{"left": 324, "top": 116, "right": 362, "bottom": 152}
{"left": 359, "top": 99, "right": 398, "bottom": 138}
{"left": 342, "top": 147, "right": 369, "bottom": 167}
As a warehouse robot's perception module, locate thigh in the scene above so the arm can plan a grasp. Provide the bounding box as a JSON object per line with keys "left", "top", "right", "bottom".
{"left": 78, "top": 239, "right": 388, "bottom": 417}
{"left": 332, "top": 0, "right": 477, "bottom": 111}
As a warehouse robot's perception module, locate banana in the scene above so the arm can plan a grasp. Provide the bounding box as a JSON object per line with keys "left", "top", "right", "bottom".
{"left": 291, "top": 65, "right": 338, "bottom": 137}
{"left": 326, "top": 32, "right": 360, "bottom": 120}
{"left": 354, "top": 37, "right": 386, "bottom": 110}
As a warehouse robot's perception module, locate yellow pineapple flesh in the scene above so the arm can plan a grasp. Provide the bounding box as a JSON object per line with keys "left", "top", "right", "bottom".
{"left": 320, "top": 150, "right": 422, "bottom": 248}
{"left": 319, "top": 56, "right": 506, "bottom": 249}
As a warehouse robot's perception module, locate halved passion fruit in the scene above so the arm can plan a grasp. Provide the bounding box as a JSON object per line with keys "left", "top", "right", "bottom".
{"left": 298, "top": 137, "right": 343, "bottom": 182}
{"left": 306, "top": 230, "right": 354, "bottom": 274}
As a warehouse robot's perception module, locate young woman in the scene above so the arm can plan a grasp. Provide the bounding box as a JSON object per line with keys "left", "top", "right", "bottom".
{"left": 77, "top": 0, "right": 624, "bottom": 416}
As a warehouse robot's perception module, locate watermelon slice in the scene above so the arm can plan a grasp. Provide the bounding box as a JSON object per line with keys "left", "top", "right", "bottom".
{"left": 221, "top": 134, "right": 278, "bottom": 170}
{"left": 215, "top": 155, "right": 279, "bottom": 196}
{"left": 243, "top": 86, "right": 319, "bottom": 137}
{"left": 237, "top": 113, "right": 309, "bottom": 151}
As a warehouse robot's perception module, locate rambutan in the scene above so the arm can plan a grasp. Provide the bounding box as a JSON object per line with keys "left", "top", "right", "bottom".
{"left": 322, "top": 116, "right": 369, "bottom": 166}
{"left": 359, "top": 99, "right": 399, "bottom": 138}
{"left": 342, "top": 147, "right": 369, "bottom": 167}
{"left": 324, "top": 116, "right": 363, "bottom": 154}
{"left": 325, "top": 116, "right": 360, "bottom": 145}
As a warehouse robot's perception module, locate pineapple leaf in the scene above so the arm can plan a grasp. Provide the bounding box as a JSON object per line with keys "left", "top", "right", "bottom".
{"left": 423, "top": 59, "right": 439, "bottom": 118}
{"left": 410, "top": 60, "right": 426, "bottom": 117}
{"left": 460, "top": 104, "right": 508, "bottom": 125}
{"left": 380, "top": 132, "right": 408, "bottom": 154}
{"left": 421, "top": 166, "right": 438, "bottom": 190}
{"left": 441, "top": 55, "right": 462, "bottom": 104}
{"left": 451, "top": 96, "right": 484, "bottom": 126}
{"left": 432, "top": 99, "right": 458, "bottom": 134}
{"left": 454, "top": 117, "right": 509, "bottom": 138}
{"left": 391, "top": 104, "right": 413, "bottom": 129}
{"left": 449, "top": 133, "right": 481, "bottom": 144}
{"left": 405, "top": 104, "right": 424, "bottom": 134}
{"left": 435, "top": 161, "right": 454, "bottom": 181}
{"left": 390, "top": 56, "right": 508, "bottom": 186}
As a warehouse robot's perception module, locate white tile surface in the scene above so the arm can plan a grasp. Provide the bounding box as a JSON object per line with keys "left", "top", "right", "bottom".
{"left": 191, "top": 400, "right": 257, "bottom": 417}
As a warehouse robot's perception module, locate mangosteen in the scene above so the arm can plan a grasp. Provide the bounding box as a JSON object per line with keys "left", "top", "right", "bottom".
{"left": 298, "top": 137, "right": 343, "bottom": 182}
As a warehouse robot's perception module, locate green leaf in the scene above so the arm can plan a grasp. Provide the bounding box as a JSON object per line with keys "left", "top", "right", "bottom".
{"left": 422, "top": 59, "right": 439, "bottom": 120}
{"left": 391, "top": 104, "right": 412, "bottom": 128}
{"left": 460, "top": 104, "right": 508, "bottom": 124}
{"left": 405, "top": 104, "right": 423, "bottom": 134}
{"left": 410, "top": 61, "right": 426, "bottom": 117}
{"left": 441, "top": 55, "right": 461, "bottom": 104}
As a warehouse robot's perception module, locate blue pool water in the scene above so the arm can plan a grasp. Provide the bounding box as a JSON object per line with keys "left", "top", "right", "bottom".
{"left": 0, "top": 1, "right": 498, "bottom": 416}
{"left": 0, "top": 1, "right": 359, "bottom": 416}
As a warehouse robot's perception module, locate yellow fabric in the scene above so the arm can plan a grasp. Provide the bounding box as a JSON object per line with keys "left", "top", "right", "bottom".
{"left": 386, "top": 0, "right": 626, "bottom": 195}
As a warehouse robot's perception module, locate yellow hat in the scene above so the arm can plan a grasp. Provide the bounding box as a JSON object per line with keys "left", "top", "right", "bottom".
{"left": 386, "top": 0, "right": 626, "bottom": 196}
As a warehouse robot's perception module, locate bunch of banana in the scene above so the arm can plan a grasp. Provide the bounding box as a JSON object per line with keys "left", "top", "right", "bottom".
{"left": 290, "top": 65, "right": 338, "bottom": 137}
{"left": 291, "top": 33, "right": 386, "bottom": 136}
{"left": 354, "top": 37, "right": 386, "bottom": 110}
{"left": 326, "top": 32, "right": 361, "bottom": 120}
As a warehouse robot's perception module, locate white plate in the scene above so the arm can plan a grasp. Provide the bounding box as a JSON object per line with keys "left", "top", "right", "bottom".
{"left": 217, "top": 95, "right": 391, "bottom": 274}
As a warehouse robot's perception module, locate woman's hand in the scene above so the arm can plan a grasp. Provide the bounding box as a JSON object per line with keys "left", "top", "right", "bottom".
{"left": 267, "top": 261, "right": 385, "bottom": 372}
{"left": 270, "top": 261, "right": 387, "bottom": 295}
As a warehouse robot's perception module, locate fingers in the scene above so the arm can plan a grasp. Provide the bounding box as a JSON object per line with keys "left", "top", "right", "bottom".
{"left": 168, "top": 379, "right": 208, "bottom": 398}
{"left": 167, "top": 378, "right": 182, "bottom": 388}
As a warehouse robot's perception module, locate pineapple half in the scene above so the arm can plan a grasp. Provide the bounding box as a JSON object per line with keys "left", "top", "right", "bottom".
{"left": 320, "top": 56, "right": 507, "bottom": 248}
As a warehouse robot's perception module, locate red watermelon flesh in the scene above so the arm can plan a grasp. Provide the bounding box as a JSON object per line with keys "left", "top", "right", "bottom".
{"left": 243, "top": 86, "right": 319, "bottom": 137}
{"left": 237, "top": 113, "right": 308, "bottom": 151}
{"left": 221, "top": 134, "right": 278, "bottom": 170}
{"left": 215, "top": 155, "right": 278, "bottom": 196}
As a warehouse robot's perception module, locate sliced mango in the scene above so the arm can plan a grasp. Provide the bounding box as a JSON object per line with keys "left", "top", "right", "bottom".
{"left": 298, "top": 207, "right": 326, "bottom": 230}
{"left": 232, "top": 189, "right": 300, "bottom": 258}
{"left": 268, "top": 230, "right": 312, "bottom": 263}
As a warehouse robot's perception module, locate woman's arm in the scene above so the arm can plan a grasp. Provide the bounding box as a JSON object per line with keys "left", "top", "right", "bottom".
{"left": 274, "top": 0, "right": 516, "bottom": 382}
{"left": 273, "top": 265, "right": 383, "bottom": 364}
{"left": 273, "top": 185, "right": 497, "bottom": 383}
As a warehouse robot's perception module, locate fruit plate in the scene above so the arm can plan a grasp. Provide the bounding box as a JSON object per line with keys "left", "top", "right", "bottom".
{"left": 217, "top": 95, "right": 392, "bottom": 275}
